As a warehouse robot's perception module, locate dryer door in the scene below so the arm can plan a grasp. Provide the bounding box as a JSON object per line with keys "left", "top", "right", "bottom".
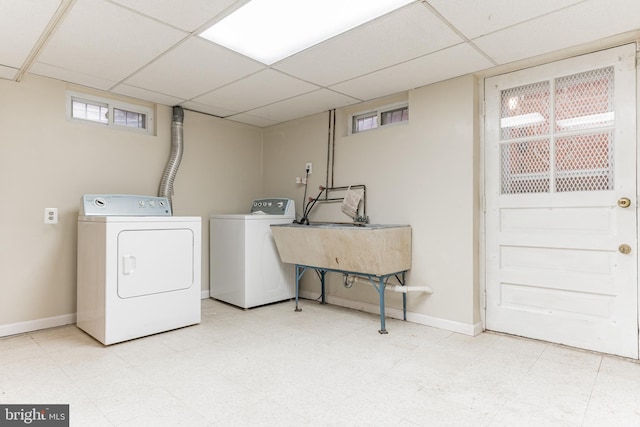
{"left": 117, "top": 228, "right": 195, "bottom": 298}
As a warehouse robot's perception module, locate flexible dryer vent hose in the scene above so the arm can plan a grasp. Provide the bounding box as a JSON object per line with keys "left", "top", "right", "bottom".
{"left": 158, "top": 106, "right": 184, "bottom": 210}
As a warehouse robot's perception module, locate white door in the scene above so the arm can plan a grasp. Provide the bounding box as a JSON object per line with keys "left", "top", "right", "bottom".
{"left": 485, "top": 44, "right": 638, "bottom": 358}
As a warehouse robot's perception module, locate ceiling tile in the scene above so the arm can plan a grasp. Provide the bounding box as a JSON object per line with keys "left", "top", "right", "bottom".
{"left": 124, "top": 37, "right": 265, "bottom": 100}
{"left": 225, "top": 113, "right": 279, "bottom": 128}
{"left": 35, "top": 0, "right": 186, "bottom": 82}
{"left": 274, "top": 3, "right": 462, "bottom": 86}
{"left": 0, "top": 65, "right": 18, "bottom": 80}
{"left": 246, "top": 89, "right": 360, "bottom": 123}
{"left": 180, "top": 100, "right": 238, "bottom": 118}
{"left": 0, "top": 0, "right": 61, "bottom": 68}
{"left": 427, "top": 0, "right": 583, "bottom": 39}
{"left": 29, "top": 62, "right": 117, "bottom": 90}
{"left": 192, "top": 69, "right": 320, "bottom": 112}
{"left": 110, "top": 0, "right": 239, "bottom": 32}
{"left": 474, "top": 0, "right": 640, "bottom": 64}
{"left": 111, "top": 84, "right": 185, "bottom": 107}
{"left": 331, "top": 43, "right": 493, "bottom": 100}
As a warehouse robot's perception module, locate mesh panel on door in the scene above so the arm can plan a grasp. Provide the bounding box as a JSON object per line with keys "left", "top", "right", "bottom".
{"left": 501, "top": 139, "right": 550, "bottom": 194}
{"left": 500, "top": 81, "right": 550, "bottom": 140}
{"left": 555, "top": 131, "right": 614, "bottom": 192}
{"left": 499, "top": 66, "right": 615, "bottom": 195}
{"left": 555, "top": 67, "right": 614, "bottom": 132}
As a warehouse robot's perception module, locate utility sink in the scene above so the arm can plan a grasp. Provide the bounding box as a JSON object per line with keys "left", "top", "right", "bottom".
{"left": 270, "top": 223, "right": 411, "bottom": 275}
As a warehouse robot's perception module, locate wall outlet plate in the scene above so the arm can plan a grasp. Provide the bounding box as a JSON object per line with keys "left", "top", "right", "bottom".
{"left": 44, "top": 208, "right": 58, "bottom": 224}
{"left": 305, "top": 162, "right": 312, "bottom": 174}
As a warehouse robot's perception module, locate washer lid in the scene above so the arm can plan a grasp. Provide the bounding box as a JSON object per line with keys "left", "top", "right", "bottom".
{"left": 210, "top": 214, "right": 294, "bottom": 220}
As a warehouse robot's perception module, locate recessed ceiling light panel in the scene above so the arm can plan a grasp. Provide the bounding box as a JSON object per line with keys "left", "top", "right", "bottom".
{"left": 199, "top": 0, "right": 413, "bottom": 64}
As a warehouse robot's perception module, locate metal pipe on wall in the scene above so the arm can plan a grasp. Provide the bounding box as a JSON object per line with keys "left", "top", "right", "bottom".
{"left": 325, "top": 109, "right": 336, "bottom": 191}
{"left": 158, "top": 106, "right": 184, "bottom": 210}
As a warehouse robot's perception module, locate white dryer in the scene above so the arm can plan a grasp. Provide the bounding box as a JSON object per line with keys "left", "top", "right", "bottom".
{"left": 77, "top": 194, "right": 201, "bottom": 345}
{"left": 210, "top": 198, "right": 295, "bottom": 309}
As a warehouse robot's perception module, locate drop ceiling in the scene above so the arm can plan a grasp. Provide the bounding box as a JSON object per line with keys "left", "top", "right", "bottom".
{"left": 1, "top": 0, "right": 639, "bottom": 127}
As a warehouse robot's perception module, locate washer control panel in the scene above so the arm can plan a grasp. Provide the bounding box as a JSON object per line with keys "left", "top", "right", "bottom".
{"left": 250, "top": 198, "right": 294, "bottom": 216}
{"left": 81, "top": 194, "right": 172, "bottom": 216}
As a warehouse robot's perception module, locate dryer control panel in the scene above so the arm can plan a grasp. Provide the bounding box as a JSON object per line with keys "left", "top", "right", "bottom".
{"left": 250, "top": 198, "right": 295, "bottom": 216}
{"left": 81, "top": 194, "right": 172, "bottom": 216}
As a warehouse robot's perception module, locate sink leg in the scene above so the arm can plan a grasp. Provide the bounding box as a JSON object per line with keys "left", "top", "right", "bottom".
{"left": 378, "top": 276, "right": 388, "bottom": 334}
{"left": 401, "top": 272, "right": 407, "bottom": 321}
{"left": 320, "top": 270, "right": 327, "bottom": 304}
{"left": 295, "top": 265, "right": 304, "bottom": 312}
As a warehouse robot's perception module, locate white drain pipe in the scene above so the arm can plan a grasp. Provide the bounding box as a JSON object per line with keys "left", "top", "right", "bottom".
{"left": 343, "top": 274, "right": 433, "bottom": 294}
{"left": 387, "top": 284, "right": 433, "bottom": 294}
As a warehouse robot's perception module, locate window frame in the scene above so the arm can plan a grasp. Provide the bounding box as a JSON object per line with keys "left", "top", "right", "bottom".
{"left": 350, "top": 102, "right": 408, "bottom": 135}
{"left": 66, "top": 91, "right": 154, "bottom": 135}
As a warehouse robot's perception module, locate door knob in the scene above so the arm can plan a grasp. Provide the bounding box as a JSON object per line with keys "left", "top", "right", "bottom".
{"left": 618, "top": 197, "right": 631, "bottom": 208}
{"left": 619, "top": 244, "right": 632, "bottom": 254}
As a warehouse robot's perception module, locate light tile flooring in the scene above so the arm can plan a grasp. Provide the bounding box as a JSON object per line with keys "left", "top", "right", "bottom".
{"left": 1, "top": 298, "right": 640, "bottom": 426}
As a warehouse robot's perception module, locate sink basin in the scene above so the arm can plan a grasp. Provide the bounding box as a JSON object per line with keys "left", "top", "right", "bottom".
{"left": 270, "top": 223, "right": 411, "bottom": 275}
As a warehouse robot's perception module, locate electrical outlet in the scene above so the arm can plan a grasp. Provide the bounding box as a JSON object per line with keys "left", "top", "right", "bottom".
{"left": 44, "top": 208, "right": 58, "bottom": 224}
{"left": 306, "top": 162, "right": 312, "bottom": 174}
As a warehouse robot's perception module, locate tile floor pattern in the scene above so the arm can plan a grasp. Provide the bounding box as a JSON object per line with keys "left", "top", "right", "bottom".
{"left": 1, "top": 298, "right": 640, "bottom": 426}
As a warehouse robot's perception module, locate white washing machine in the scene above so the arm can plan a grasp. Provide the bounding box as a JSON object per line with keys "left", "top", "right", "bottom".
{"left": 76, "top": 194, "right": 201, "bottom": 345}
{"left": 210, "top": 198, "right": 295, "bottom": 309}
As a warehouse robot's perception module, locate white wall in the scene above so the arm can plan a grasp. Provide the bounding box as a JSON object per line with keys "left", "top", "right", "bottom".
{"left": 0, "top": 72, "right": 481, "bottom": 337}
{"left": 0, "top": 74, "right": 262, "bottom": 333}
{"left": 263, "top": 75, "right": 481, "bottom": 333}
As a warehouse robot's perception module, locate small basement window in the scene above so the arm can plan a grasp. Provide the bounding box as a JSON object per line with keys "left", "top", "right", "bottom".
{"left": 351, "top": 103, "right": 408, "bottom": 134}
{"left": 72, "top": 99, "right": 108, "bottom": 124}
{"left": 352, "top": 111, "right": 378, "bottom": 133}
{"left": 381, "top": 106, "right": 409, "bottom": 125}
{"left": 114, "top": 108, "right": 147, "bottom": 129}
{"left": 67, "top": 91, "right": 153, "bottom": 134}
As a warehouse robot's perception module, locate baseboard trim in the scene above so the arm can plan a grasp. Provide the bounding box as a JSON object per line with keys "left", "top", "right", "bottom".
{"left": 0, "top": 313, "right": 76, "bottom": 338}
{"left": 0, "top": 293, "right": 483, "bottom": 338}
{"left": 298, "top": 290, "right": 482, "bottom": 336}
{"left": 1, "top": 292, "right": 212, "bottom": 338}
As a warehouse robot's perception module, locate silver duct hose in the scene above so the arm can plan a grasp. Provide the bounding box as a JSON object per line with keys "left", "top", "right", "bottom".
{"left": 158, "top": 106, "right": 184, "bottom": 210}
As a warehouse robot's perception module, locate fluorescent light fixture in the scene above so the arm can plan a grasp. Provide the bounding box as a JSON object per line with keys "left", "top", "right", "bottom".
{"left": 501, "top": 112, "right": 546, "bottom": 128}
{"left": 502, "top": 111, "right": 615, "bottom": 130}
{"left": 556, "top": 112, "right": 614, "bottom": 130}
{"left": 199, "top": 0, "right": 413, "bottom": 64}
